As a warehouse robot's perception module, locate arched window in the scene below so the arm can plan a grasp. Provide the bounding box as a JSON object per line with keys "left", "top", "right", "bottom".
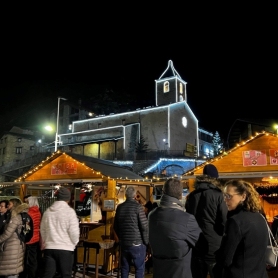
{"left": 179, "top": 83, "right": 183, "bottom": 93}
{"left": 164, "top": 81, "right": 169, "bottom": 93}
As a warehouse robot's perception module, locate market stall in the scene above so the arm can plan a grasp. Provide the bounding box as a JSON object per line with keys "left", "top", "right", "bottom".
{"left": 183, "top": 131, "right": 278, "bottom": 222}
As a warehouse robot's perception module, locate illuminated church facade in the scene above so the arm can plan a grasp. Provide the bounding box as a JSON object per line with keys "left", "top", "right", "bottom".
{"left": 58, "top": 60, "right": 213, "bottom": 168}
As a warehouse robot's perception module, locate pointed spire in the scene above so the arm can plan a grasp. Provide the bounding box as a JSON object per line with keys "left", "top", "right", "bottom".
{"left": 158, "top": 60, "right": 182, "bottom": 80}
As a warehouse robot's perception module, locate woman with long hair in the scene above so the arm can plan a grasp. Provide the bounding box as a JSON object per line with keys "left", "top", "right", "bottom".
{"left": 213, "top": 180, "right": 268, "bottom": 278}
{"left": 0, "top": 198, "right": 29, "bottom": 278}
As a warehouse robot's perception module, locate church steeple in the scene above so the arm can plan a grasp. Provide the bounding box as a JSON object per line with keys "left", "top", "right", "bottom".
{"left": 155, "top": 60, "right": 187, "bottom": 106}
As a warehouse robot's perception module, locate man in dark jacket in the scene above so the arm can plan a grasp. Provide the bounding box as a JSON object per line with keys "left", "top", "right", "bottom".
{"left": 149, "top": 178, "right": 202, "bottom": 278}
{"left": 114, "top": 186, "right": 148, "bottom": 278}
{"left": 185, "top": 164, "right": 227, "bottom": 278}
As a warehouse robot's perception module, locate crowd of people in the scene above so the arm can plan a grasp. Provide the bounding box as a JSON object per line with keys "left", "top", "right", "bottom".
{"left": 0, "top": 166, "right": 277, "bottom": 278}
{"left": 114, "top": 164, "right": 277, "bottom": 278}
{"left": 0, "top": 187, "right": 79, "bottom": 278}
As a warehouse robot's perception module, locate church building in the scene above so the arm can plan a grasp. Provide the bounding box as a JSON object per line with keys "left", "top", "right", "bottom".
{"left": 58, "top": 60, "right": 213, "bottom": 163}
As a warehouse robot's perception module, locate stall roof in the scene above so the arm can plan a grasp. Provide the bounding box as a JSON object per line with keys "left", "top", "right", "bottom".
{"left": 183, "top": 132, "right": 278, "bottom": 180}
{"left": 0, "top": 151, "right": 145, "bottom": 186}
{"left": 67, "top": 153, "right": 145, "bottom": 180}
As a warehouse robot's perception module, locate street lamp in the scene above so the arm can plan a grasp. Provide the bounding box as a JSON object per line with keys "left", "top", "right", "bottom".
{"left": 55, "top": 97, "right": 67, "bottom": 151}
{"left": 274, "top": 124, "right": 278, "bottom": 134}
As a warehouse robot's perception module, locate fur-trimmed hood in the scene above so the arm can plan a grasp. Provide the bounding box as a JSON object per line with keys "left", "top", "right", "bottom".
{"left": 194, "top": 175, "right": 222, "bottom": 191}
{"left": 11, "top": 203, "right": 29, "bottom": 218}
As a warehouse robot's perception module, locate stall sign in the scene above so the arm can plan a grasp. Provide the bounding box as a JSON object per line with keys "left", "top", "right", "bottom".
{"left": 51, "top": 162, "right": 77, "bottom": 175}
{"left": 269, "top": 149, "right": 278, "bottom": 165}
{"left": 242, "top": 150, "right": 267, "bottom": 166}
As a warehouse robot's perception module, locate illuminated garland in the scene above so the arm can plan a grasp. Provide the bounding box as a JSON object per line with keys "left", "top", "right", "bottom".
{"left": 184, "top": 131, "right": 278, "bottom": 175}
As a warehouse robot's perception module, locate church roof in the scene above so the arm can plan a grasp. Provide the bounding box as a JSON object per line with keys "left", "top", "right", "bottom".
{"left": 158, "top": 60, "right": 182, "bottom": 80}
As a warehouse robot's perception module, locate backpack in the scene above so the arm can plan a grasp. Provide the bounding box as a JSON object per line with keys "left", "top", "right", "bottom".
{"left": 16, "top": 212, "right": 34, "bottom": 244}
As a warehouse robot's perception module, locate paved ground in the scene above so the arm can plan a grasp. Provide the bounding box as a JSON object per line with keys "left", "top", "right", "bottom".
{"left": 74, "top": 266, "right": 153, "bottom": 277}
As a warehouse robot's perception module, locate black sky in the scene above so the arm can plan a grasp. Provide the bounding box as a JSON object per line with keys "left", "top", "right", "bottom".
{"left": 1, "top": 6, "right": 277, "bottom": 141}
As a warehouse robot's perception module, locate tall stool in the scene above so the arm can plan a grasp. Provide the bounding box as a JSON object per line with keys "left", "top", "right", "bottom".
{"left": 82, "top": 240, "right": 101, "bottom": 278}
{"left": 73, "top": 225, "right": 90, "bottom": 277}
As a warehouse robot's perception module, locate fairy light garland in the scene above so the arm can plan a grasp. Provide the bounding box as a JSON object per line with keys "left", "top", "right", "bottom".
{"left": 185, "top": 131, "right": 278, "bottom": 176}
{"left": 14, "top": 151, "right": 147, "bottom": 183}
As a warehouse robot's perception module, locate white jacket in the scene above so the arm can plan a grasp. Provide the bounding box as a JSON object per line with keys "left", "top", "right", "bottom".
{"left": 40, "top": 201, "right": 80, "bottom": 251}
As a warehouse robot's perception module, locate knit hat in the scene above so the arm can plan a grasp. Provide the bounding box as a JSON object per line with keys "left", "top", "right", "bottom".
{"left": 203, "top": 164, "right": 219, "bottom": 178}
{"left": 57, "top": 187, "right": 71, "bottom": 201}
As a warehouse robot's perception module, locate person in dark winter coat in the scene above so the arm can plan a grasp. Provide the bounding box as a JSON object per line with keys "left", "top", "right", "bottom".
{"left": 0, "top": 198, "right": 29, "bottom": 278}
{"left": 185, "top": 164, "right": 227, "bottom": 278}
{"left": 149, "top": 178, "right": 202, "bottom": 278}
{"left": 114, "top": 186, "right": 148, "bottom": 278}
{"left": 213, "top": 179, "right": 269, "bottom": 278}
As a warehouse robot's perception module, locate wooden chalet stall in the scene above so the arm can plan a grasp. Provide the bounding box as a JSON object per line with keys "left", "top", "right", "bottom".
{"left": 183, "top": 131, "right": 278, "bottom": 223}
{"left": 3, "top": 151, "right": 153, "bottom": 273}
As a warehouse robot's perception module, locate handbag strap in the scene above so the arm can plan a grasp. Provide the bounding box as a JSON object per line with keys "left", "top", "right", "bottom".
{"left": 260, "top": 214, "right": 278, "bottom": 252}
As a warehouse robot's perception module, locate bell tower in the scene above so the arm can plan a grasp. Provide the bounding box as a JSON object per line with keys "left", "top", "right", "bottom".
{"left": 155, "top": 60, "right": 187, "bottom": 106}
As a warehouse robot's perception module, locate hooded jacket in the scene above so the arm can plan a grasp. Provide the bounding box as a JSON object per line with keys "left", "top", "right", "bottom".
{"left": 40, "top": 201, "right": 79, "bottom": 251}
{"left": 185, "top": 176, "right": 227, "bottom": 262}
{"left": 0, "top": 203, "right": 29, "bottom": 276}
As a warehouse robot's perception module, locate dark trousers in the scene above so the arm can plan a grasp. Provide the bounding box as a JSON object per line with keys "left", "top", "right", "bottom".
{"left": 121, "top": 244, "right": 146, "bottom": 278}
{"left": 19, "top": 242, "right": 40, "bottom": 278}
{"left": 191, "top": 255, "right": 216, "bottom": 278}
{"left": 41, "top": 249, "right": 74, "bottom": 278}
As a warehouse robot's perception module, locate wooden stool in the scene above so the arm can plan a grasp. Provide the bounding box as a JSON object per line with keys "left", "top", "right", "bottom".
{"left": 82, "top": 240, "right": 100, "bottom": 278}
{"left": 73, "top": 225, "right": 91, "bottom": 277}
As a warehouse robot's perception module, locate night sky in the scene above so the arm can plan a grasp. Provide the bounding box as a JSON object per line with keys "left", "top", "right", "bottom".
{"left": 1, "top": 7, "right": 277, "bottom": 142}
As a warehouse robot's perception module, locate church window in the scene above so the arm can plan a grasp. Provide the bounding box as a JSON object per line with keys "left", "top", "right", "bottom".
{"left": 179, "top": 83, "right": 183, "bottom": 93}
{"left": 164, "top": 81, "right": 169, "bottom": 93}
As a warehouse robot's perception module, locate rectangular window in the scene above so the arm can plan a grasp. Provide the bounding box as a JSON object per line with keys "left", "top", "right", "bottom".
{"left": 3, "top": 147, "right": 5, "bottom": 154}
{"left": 16, "top": 147, "right": 22, "bottom": 154}
{"left": 122, "top": 119, "right": 125, "bottom": 125}
{"left": 98, "top": 123, "right": 101, "bottom": 128}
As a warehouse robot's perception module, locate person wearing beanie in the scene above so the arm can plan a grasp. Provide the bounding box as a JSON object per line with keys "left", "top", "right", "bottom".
{"left": 185, "top": 165, "right": 227, "bottom": 278}
{"left": 40, "top": 187, "right": 79, "bottom": 278}
{"left": 203, "top": 164, "right": 219, "bottom": 178}
{"left": 148, "top": 178, "right": 202, "bottom": 278}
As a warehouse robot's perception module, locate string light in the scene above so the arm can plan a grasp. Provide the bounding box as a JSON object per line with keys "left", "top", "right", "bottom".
{"left": 13, "top": 152, "right": 147, "bottom": 183}
{"left": 184, "top": 131, "right": 275, "bottom": 176}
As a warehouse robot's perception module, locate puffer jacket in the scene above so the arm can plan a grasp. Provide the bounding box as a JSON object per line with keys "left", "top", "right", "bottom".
{"left": 27, "top": 206, "right": 41, "bottom": 244}
{"left": 114, "top": 198, "right": 148, "bottom": 247}
{"left": 185, "top": 176, "right": 227, "bottom": 262}
{"left": 0, "top": 203, "right": 29, "bottom": 276}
